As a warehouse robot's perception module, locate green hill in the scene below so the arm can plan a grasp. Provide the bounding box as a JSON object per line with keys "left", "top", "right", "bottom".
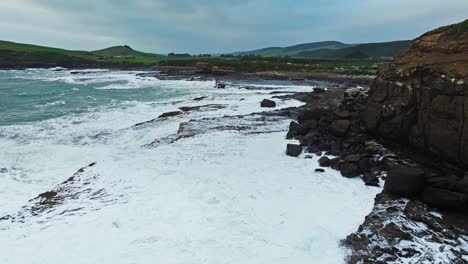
{"left": 237, "top": 40, "right": 411, "bottom": 59}
{"left": 0, "top": 40, "right": 163, "bottom": 68}
{"left": 295, "top": 40, "right": 411, "bottom": 59}
{"left": 94, "top": 45, "right": 162, "bottom": 58}
{"left": 236, "top": 41, "right": 353, "bottom": 57}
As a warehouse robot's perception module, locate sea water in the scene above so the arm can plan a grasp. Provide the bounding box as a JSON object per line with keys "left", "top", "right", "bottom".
{"left": 0, "top": 69, "right": 379, "bottom": 264}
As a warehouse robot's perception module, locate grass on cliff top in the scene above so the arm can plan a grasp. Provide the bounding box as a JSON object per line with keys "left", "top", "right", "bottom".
{"left": 449, "top": 19, "right": 468, "bottom": 33}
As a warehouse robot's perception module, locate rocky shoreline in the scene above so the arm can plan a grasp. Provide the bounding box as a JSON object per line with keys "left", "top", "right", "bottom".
{"left": 280, "top": 82, "right": 468, "bottom": 263}
{"left": 279, "top": 20, "right": 468, "bottom": 263}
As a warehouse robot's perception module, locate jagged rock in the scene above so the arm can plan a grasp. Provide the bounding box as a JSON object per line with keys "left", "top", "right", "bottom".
{"left": 260, "top": 99, "right": 276, "bottom": 108}
{"left": 384, "top": 165, "right": 425, "bottom": 197}
{"left": 158, "top": 111, "right": 184, "bottom": 118}
{"left": 329, "top": 120, "right": 351, "bottom": 137}
{"left": 286, "top": 144, "right": 302, "bottom": 157}
{"left": 318, "top": 156, "right": 331, "bottom": 167}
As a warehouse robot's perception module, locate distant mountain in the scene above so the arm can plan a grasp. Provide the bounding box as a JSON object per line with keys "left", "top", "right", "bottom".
{"left": 236, "top": 40, "right": 412, "bottom": 59}
{"left": 235, "top": 41, "right": 353, "bottom": 57}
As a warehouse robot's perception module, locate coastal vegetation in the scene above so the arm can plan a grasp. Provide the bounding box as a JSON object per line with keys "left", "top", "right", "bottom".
{"left": 0, "top": 40, "right": 391, "bottom": 75}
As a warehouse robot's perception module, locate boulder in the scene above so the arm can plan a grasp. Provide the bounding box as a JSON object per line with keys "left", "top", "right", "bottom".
{"left": 340, "top": 163, "right": 360, "bottom": 178}
{"left": 329, "top": 120, "right": 351, "bottom": 137}
{"left": 286, "top": 121, "right": 299, "bottom": 139}
{"left": 216, "top": 82, "right": 226, "bottom": 89}
{"left": 363, "top": 173, "right": 380, "bottom": 187}
{"left": 260, "top": 99, "right": 276, "bottom": 108}
{"left": 318, "top": 156, "right": 331, "bottom": 167}
{"left": 384, "top": 165, "right": 425, "bottom": 197}
{"left": 286, "top": 144, "right": 302, "bottom": 157}
{"left": 421, "top": 187, "right": 467, "bottom": 210}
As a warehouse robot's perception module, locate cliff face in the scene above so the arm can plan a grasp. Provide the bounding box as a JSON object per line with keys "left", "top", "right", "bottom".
{"left": 365, "top": 20, "right": 468, "bottom": 166}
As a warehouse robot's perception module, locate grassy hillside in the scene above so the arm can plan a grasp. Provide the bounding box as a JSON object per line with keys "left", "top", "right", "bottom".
{"left": 0, "top": 40, "right": 164, "bottom": 68}
{"left": 237, "top": 41, "right": 352, "bottom": 57}
{"left": 238, "top": 40, "right": 411, "bottom": 59}
{"left": 296, "top": 40, "right": 411, "bottom": 59}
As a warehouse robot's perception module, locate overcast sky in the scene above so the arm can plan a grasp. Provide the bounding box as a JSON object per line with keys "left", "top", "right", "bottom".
{"left": 1, "top": 0, "right": 468, "bottom": 54}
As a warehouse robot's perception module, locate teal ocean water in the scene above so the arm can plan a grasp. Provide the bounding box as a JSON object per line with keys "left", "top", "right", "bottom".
{"left": 0, "top": 68, "right": 379, "bottom": 264}
{"left": 0, "top": 69, "right": 200, "bottom": 125}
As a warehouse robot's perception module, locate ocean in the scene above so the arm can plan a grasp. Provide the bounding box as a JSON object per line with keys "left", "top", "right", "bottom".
{"left": 0, "top": 68, "right": 379, "bottom": 264}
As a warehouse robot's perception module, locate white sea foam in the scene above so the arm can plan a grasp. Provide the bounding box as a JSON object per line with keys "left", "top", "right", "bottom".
{"left": 0, "top": 69, "right": 379, "bottom": 264}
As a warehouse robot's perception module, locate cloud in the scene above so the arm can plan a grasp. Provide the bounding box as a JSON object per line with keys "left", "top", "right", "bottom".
{"left": 1, "top": 0, "right": 467, "bottom": 53}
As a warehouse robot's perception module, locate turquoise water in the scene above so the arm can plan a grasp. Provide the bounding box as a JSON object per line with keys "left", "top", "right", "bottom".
{"left": 0, "top": 69, "right": 196, "bottom": 125}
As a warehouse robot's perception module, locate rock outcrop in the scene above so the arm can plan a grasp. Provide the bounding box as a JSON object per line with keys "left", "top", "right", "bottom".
{"left": 365, "top": 20, "right": 468, "bottom": 166}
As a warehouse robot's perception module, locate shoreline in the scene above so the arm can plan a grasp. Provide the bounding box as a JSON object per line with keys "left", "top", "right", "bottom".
{"left": 2, "top": 67, "right": 467, "bottom": 263}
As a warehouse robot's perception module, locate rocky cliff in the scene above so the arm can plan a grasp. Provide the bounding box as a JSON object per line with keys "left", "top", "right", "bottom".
{"left": 365, "top": 20, "right": 468, "bottom": 166}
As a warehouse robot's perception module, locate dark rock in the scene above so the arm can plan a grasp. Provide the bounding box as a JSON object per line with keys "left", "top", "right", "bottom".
{"left": 318, "top": 156, "right": 331, "bottom": 167}
{"left": 344, "top": 154, "right": 361, "bottom": 163}
{"left": 260, "top": 99, "right": 276, "bottom": 108}
{"left": 363, "top": 173, "right": 380, "bottom": 187}
{"left": 193, "top": 96, "right": 207, "bottom": 101}
{"left": 315, "top": 168, "right": 325, "bottom": 172}
{"left": 297, "top": 109, "right": 325, "bottom": 124}
{"left": 421, "top": 187, "right": 467, "bottom": 210}
{"left": 384, "top": 165, "right": 425, "bottom": 197}
{"left": 329, "top": 120, "right": 351, "bottom": 137}
{"left": 330, "top": 158, "right": 340, "bottom": 169}
{"left": 295, "top": 120, "right": 318, "bottom": 136}
{"left": 158, "top": 111, "right": 184, "bottom": 118}
{"left": 38, "top": 191, "right": 58, "bottom": 200}
{"left": 286, "top": 144, "right": 302, "bottom": 157}
{"left": 340, "top": 163, "right": 360, "bottom": 178}
{"left": 286, "top": 121, "right": 299, "bottom": 139}
{"left": 216, "top": 82, "right": 226, "bottom": 89}
{"left": 313, "top": 87, "right": 325, "bottom": 93}
{"left": 358, "top": 158, "right": 371, "bottom": 173}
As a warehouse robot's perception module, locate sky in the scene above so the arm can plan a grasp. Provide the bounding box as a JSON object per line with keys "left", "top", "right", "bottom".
{"left": 1, "top": 0, "right": 468, "bottom": 54}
